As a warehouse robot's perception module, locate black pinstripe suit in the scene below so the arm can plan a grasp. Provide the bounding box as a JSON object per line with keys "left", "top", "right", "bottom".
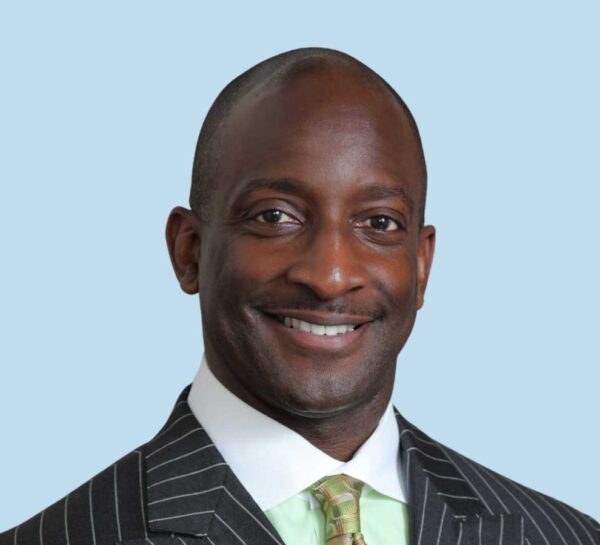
{"left": 1, "top": 385, "right": 598, "bottom": 545}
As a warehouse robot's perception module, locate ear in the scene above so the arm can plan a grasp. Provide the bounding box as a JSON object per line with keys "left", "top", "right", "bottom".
{"left": 165, "top": 206, "right": 202, "bottom": 295}
{"left": 416, "top": 224, "right": 436, "bottom": 310}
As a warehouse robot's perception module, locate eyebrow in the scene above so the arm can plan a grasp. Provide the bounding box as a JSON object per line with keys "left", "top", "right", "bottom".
{"left": 231, "top": 176, "right": 414, "bottom": 212}
{"left": 356, "top": 184, "right": 414, "bottom": 212}
{"left": 232, "top": 177, "right": 304, "bottom": 202}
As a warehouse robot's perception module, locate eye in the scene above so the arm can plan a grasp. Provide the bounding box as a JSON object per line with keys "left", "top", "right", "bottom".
{"left": 253, "top": 209, "right": 299, "bottom": 225}
{"left": 356, "top": 214, "right": 402, "bottom": 232}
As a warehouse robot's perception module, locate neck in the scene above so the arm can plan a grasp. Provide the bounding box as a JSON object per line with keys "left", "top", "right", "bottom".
{"left": 205, "top": 345, "right": 393, "bottom": 462}
{"left": 271, "top": 395, "right": 391, "bottom": 461}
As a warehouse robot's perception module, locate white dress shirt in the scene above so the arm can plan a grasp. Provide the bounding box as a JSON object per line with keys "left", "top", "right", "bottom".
{"left": 187, "top": 352, "right": 405, "bottom": 511}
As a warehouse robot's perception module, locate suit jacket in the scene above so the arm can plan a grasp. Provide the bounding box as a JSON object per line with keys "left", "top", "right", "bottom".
{"left": 1, "top": 385, "right": 598, "bottom": 545}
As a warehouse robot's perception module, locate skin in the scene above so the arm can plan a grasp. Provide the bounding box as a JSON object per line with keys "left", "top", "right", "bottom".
{"left": 166, "top": 66, "right": 436, "bottom": 461}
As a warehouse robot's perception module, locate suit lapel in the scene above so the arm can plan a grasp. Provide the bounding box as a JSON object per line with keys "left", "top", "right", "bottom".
{"left": 144, "top": 388, "right": 523, "bottom": 545}
{"left": 144, "top": 386, "right": 284, "bottom": 545}
{"left": 395, "top": 409, "right": 525, "bottom": 545}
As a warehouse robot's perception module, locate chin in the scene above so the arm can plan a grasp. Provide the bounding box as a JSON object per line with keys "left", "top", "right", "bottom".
{"left": 282, "top": 400, "right": 361, "bottom": 420}
{"left": 259, "top": 373, "right": 373, "bottom": 420}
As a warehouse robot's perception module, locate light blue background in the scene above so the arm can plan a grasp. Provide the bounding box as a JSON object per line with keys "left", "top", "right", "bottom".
{"left": 0, "top": 0, "right": 598, "bottom": 528}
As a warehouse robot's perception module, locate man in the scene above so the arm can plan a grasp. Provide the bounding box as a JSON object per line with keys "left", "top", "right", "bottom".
{"left": 1, "top": 47, "right": 597, "bottom": 545}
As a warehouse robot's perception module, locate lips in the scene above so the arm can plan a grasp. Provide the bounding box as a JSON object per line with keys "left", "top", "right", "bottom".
{"left": 259, "top": 309, "right": 373, "bottom": 353}
{"left": 260, "top": 308, "right": 373, "bottom": 327}
{"left": 280, "top": 316, "right": 359, "bottom": 335}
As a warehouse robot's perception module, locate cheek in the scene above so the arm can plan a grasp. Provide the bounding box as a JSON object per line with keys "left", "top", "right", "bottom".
{"left": 199, "top": 236, "right": 283, "bottom": 316}
{"left": 384, "top": 254, "right": 420, "bottom": 350}
{"left": 221, "top": 236, "right": 292, "bottom": 288}
{"left": 200, "top": 236, "right": 246, "bottom": 292}
{"left": 373, "top": 251, "right": 419, "bottom": 308}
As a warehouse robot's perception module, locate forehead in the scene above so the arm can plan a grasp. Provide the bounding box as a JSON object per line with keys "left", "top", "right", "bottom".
{"left": 216, "top": 68, "right": 424, "bottom": 207}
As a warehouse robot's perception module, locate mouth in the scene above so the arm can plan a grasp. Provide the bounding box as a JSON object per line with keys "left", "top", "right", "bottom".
{"left": 273, "top": 314, "right": 366, "bottom": 335}
{"left": 259, "top": 309, "right": 374, "bottom": 353}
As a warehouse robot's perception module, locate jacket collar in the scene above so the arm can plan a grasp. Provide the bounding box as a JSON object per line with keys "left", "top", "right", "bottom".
{"left": 144, "top": 385, "right": 284, "bottom": 544}
{"left": 395, "top": 409, "right": 524, "bottom": 545}
{"left": 143, "top": 387, "right": 522, "bottom": 544}
{"left": 395, "top": 409, "right": 486, "bottom": 515}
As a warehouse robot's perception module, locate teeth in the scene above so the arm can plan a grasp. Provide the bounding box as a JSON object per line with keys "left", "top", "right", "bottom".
{"left": 299, "top": 320, "right": 311, "bottom": 333}
{"left": 282, "top": 317, "right": 356, "bottom": 336}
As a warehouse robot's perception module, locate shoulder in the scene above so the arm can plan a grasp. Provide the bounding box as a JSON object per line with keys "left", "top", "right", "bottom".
{"left": 453, "top": 443, "right": 599, "bottom": 542}
{"left": 0, "top": 448, "right": 151, "bottom": 545}
{"left": 436, "top": 433, "right": 600, "bottom": 544}
{"left": 0, "top": 387, "right": 200, "bottom": 545}
{"left": 395, "top": 410, "right": 599, "bottom": 545}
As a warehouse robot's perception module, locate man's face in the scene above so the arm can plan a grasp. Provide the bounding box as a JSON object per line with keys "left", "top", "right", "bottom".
{"left": 179, "top": 69, "right": 434, "bottom": 419}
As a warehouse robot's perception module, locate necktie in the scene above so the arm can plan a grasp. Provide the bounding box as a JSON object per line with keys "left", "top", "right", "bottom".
{"left": 309, "top": 474, "right": 368, "bottom": 545}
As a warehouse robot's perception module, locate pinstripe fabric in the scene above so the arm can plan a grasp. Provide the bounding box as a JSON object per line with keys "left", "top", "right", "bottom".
{"left": 1, "top": 386, "right": 598, "bottom": 545}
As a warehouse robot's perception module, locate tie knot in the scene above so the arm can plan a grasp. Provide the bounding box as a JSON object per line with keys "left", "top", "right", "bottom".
{"left": 309, "top": 474, "right": 367, "bottom": 545}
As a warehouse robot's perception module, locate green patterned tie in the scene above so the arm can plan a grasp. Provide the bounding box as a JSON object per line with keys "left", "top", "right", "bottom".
{"left": 309, "top": 474, "right": 368, "bottom": 545}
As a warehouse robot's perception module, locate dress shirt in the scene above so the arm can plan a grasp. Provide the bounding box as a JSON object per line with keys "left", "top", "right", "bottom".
{"left": 187, "top": 353, "right": 409, "bottom": 544}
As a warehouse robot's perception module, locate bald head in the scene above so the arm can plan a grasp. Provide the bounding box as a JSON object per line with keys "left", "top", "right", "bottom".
{"left": 190, "top": 47, "right": 427, "bottom": 225}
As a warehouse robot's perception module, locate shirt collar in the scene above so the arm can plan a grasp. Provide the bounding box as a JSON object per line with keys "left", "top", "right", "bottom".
{"left": 187, "top": 352, "right": 406, "bottom": 510}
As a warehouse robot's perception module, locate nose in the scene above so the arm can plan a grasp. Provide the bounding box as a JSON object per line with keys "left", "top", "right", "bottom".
{"left": 285, "top": 224, "right": 368, "bottom": 300}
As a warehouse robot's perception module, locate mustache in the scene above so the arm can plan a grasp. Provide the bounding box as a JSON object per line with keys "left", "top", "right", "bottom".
{"left": 252, "top": 294, "right": 383, "bottom": 320}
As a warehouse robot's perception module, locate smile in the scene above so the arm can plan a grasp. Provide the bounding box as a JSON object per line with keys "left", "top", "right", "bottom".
{"left": 279, "top": 316, "right": 358, "bottom": 336}
{"left": 259, "top": 310, "right": 372, "bottom": 354}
